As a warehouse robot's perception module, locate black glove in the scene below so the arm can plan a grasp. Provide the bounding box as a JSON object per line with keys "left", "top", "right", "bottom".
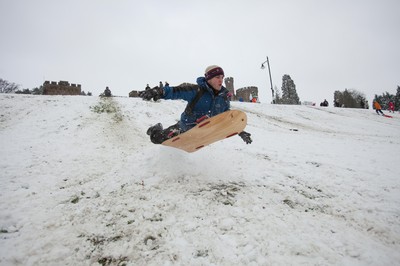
{"left": 138, "top": 86, "right": 164, "bottom": 101}
{"left": 238, "top": 131, "right": 252, "bottom": 144}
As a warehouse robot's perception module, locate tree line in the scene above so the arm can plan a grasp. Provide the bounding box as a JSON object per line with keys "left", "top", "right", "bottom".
{"left": 2, "top": 76, "right": 399, "bottom": 110}
{"left": 333, "top": 89, "right": 368, "bottom": 109}
{"left": 373, "top": 86, "right": 400, "bottom": 111}
{"left": 272, "top": 75, "right": 399, "bottom": 110}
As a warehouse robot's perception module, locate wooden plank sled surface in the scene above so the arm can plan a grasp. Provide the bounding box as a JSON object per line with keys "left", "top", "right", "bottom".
{"left": 162, "top": 110, "right": 247, "bottom": 153}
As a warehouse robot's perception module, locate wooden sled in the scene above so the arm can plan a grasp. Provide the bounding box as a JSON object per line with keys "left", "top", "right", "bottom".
{"left": 162, "top": 110, "right": 247, "bottom": 153}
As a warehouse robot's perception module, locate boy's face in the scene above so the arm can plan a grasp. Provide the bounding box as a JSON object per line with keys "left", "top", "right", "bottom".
{"left": 208, "top": 75, "right": 224, "bottom": 91}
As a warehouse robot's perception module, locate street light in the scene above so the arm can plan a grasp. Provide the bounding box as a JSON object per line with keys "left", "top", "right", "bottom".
{"left": 261, "top": 56, "right": 274, "bottom": 103}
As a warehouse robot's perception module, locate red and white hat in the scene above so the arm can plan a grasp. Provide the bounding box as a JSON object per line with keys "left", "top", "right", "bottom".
{"left": 205, "top": 65, "right": 224, "bottom": 80}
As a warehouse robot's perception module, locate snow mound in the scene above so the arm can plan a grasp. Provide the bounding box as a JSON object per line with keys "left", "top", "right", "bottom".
{"left": 1, "top": 94, "right": 399, "bottom": 265}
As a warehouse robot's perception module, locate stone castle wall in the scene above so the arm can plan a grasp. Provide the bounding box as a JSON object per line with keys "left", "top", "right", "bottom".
{"left": 129, "top": 90, "right": 139, "bottom": 97}
{"left": 43, "top": 80, "right": 81, "bottom": 95}
{"left": 236, "top": 86, "right": 258, "bottom": 102}
{"left": 225, "top": 77, "right": 259, "bottom": 102}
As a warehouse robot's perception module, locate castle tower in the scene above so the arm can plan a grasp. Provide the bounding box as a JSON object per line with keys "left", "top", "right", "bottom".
{"left": 224, "top": 77, "right": 235, "bottom": 100}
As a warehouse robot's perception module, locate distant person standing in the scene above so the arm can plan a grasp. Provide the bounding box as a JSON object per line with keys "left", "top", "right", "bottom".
{"left": 103, "top": 86, "right": 112, "bottom": 97}
{"left": 388, "top": 101, "right": 395, "bottom": 113}
{"left": 145, "top": 84, "right": 151, "bottom": 91}
{"left": 373, "top": 100, "right": 384, "bottom": 115}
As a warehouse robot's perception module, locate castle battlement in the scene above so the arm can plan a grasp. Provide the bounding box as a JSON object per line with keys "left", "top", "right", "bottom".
{"left": 43, "top": 80, "right": 81, "bottom": 95}
{"left": 236, "top": 86, "right": 258, "bottom": 102}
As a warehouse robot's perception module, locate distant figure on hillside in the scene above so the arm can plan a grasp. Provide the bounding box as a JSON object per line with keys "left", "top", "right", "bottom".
{"left": 320, "top": 99, "right": 328, "bottom": 107}
{"left": 165, "top": 81, "right": 169, "bottom": 86}
{"left": 373, "top": 100, "right": 384, "bottom": 115}
{"left": 145, "top": 84, "right": 151, "bottom": 91}
{"left": 103, "top": 87, "right": 112, "bottom": 97}
{"left": 388, "top": 101, "right": 395, "bottom": 113}
{"left": 159, "top": 81, "right": 164, "bottom": 89}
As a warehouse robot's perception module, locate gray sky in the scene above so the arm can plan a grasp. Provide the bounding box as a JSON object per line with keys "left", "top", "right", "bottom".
{"left": 1, "top": 0, "right": 399, "bottom": 104}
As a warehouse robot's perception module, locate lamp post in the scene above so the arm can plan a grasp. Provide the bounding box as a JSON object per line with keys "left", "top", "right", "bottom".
{"left": 261, "top": 56, "right": 274, "bottom": 103}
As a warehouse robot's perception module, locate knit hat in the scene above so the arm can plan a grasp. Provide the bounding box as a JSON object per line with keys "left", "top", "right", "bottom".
{"left": 205, "top": 65, "right": 224, "bottom": 80}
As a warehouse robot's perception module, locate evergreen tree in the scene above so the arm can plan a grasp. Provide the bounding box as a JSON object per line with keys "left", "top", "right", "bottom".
{"left": 15, "top": 88, "right": 31, "bottom": 94}
{"left": 31, "top": 86, "right": 43, "bottom": 95}
{"left": 15, "top": 86, "right": 43, "bottom": 95}
{"left": 374, "top": 90, "right": 396, "bottom": 110}
{"left": 273, "top": 85, "right": 282, "bottom": 104}
{"left": 280, "top": 74, "right": 300, "bottom": 105}
{"left": 394, "top": 86, "right": 400, "bottom": 111}
{"left": 343, "top": 89, "right": 357, "bottom": 108}
{"left": 334, "top": 89, "right": 368, "bottom": 108}
{"left": 333, "top": 90, "right": 343, "bottom": 107}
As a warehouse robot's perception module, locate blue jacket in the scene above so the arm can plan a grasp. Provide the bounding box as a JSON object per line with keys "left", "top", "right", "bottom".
{"left": 163, "top": 77, "right": 230, "bottom": 132}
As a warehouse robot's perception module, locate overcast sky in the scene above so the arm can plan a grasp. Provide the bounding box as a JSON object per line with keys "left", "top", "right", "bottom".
{"left": 1, "top": 0, "right": 399, "bottom": 103}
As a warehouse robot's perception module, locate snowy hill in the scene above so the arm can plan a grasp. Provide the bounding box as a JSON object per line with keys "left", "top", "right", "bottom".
{"left": 1, "top": 94, "right": 399, "bottom": 265}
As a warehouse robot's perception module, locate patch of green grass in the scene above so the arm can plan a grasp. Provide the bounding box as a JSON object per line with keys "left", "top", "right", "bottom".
{"left": 90, "top": 97, "right": 123, "bottom": 122}
{"left": 90, "top": 98, "right": 119, "bottom": 114}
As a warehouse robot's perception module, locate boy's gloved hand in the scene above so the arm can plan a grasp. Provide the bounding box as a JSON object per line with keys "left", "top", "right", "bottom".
{"left": 238, "top": 131, "right": 252, "bottom": 144}
{"left": 139, "top": 86, "right": 164, "bottom": 101}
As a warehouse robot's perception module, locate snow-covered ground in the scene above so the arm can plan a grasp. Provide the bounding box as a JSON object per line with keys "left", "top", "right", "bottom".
{"left": 1, "top": 94, "right": 399, "bottom": 265}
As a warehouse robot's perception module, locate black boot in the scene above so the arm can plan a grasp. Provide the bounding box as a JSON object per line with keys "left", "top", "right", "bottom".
{"left": 147, "top": 123, "right": 163, "bottom": 136}
{"left": 164, "top": 122, "right": 181, "bottom": 139}
{"left": 147, "top": 122, "right": 181, "bottom": 144}
{"left": 147, "top": 123, "right": 166, "bottom": 144}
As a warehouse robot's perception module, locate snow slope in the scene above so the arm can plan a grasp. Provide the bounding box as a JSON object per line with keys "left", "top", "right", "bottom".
{"left": 1, "top": 94, "right": 399, "bottom": 265}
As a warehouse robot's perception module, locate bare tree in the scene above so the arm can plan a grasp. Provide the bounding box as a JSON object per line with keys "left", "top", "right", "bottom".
{"left": 0, "top": 78, "right": 20, "bottom": 93}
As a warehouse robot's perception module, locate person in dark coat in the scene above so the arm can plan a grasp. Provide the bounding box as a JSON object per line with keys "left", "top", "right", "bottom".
{"left": 104, "top": 87, "right": 112, "bottom": 97}
{"left": 320, "top": 99, "right": 328, "bottom": 107}
{"left": 139, "top": 65, "right": 252, "bottom": 144}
